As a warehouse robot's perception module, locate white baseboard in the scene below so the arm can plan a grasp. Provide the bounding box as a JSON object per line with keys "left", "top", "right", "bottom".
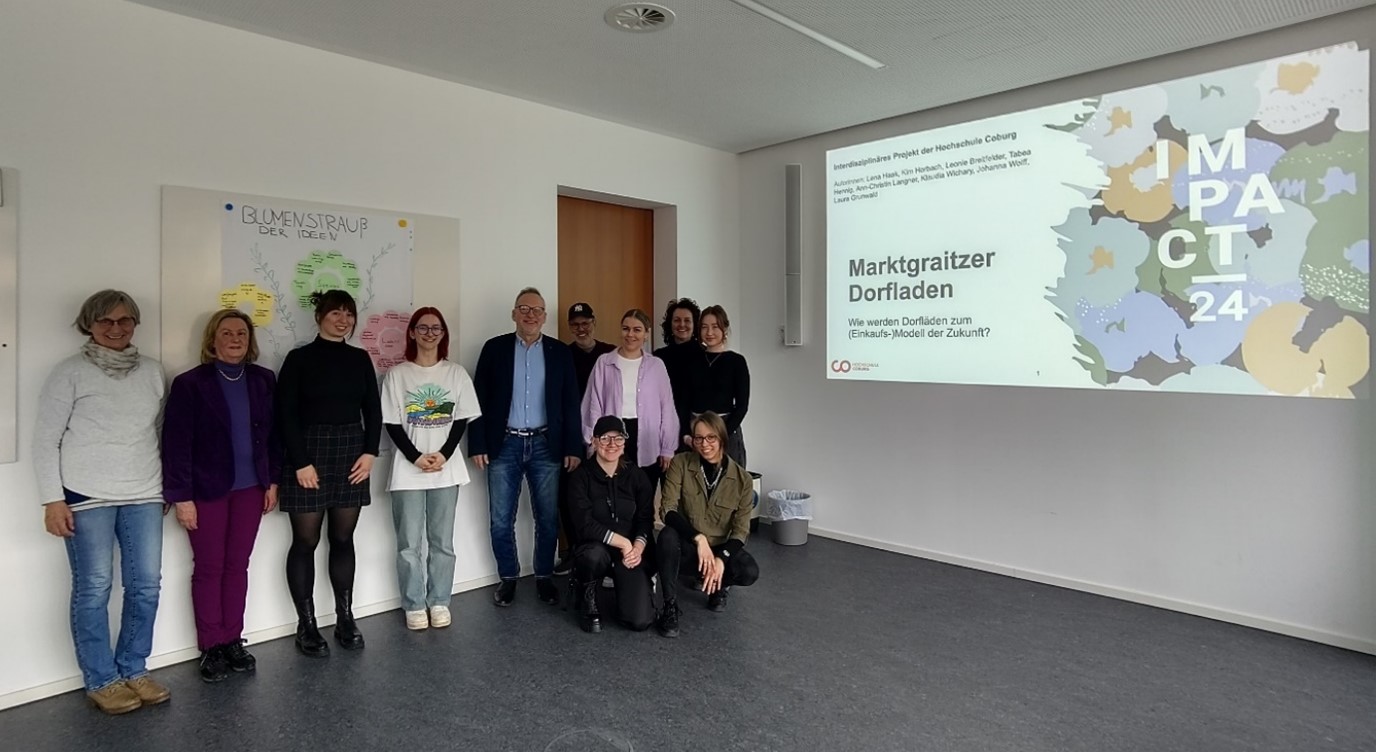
{"left": 0, "top": 572, "right": 504, "bottom": 711}
{"left": 808, "top": 526, "right": 1376, "bottom": 656}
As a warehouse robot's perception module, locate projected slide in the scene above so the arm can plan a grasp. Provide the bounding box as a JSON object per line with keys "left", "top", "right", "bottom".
{"left": 826, "top": 42, "right": 1369, "bottom": 398}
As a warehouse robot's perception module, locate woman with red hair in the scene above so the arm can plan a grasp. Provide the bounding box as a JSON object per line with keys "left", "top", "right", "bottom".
{"left": 380, "top": 307, "right": 481, "bottom": 631}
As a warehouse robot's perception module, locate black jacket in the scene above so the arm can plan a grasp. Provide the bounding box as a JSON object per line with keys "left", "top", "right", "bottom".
{"left": 568, "top": 459, "right": 655, "bottom": 547}
{"left": 468, "top": 333, "right": 582, "bottom": 460}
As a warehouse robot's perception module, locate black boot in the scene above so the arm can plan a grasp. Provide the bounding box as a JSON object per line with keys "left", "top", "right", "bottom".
{"left": 656, "top": 598, "right": 681, "bottom": 638}
{"left": 334, "top": 590, "right": 365, "bottom": 650}
{"left": 580, "top": 582, "right": 601, "bottom": 634}
{"left": 294, "top": 599, "right": 330, "bottom": 658}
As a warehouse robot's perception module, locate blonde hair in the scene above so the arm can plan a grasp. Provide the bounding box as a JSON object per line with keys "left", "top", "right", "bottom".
{"left": 200, "top": 309, "right": 260, "bottom": 364}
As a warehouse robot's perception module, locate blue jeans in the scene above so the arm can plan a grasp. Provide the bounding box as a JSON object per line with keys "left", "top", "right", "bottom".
{"left": 64, "top": 502, "right": 164, "bottom": 691}
{"left": 391, "top": 485, "right": 460, "bottom": 612}
{"left": 487, "top": 434, "right": 560, "bottom": 580}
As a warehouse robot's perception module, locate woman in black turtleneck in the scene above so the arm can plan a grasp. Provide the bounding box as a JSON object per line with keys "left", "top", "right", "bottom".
{"left": 566, "top": 416, "right": 656, "bottom": 634}
{"left": 275, "top": 289, "right": 382, "bottom": 656}
{"left": 652, "top": 298, "right": 700, "bottom": 446}
{"left": 681, "top": 305, "right": 750, "bottom": 467}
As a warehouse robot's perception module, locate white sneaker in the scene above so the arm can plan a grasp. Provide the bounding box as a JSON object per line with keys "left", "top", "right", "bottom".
{"left": 429, "top": 605, "right": 452, "bottom": 628}
{"left": 405, "top": 610, "right": 429, "bottom": 631}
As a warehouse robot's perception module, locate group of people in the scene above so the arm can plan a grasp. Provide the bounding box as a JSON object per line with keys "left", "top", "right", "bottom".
{"left": 33, "top": 286, "right": 758, "bottom": 716}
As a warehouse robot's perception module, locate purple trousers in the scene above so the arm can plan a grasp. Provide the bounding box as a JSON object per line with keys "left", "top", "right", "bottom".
{"left": 187, "top": 485, "right": 265, "bottom": 650}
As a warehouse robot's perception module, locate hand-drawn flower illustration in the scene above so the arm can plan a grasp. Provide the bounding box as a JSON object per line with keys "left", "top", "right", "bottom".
{"left": 218, "top": 282, "right": 274, "bottom": 326}
{"left": 290, "top": 251, "right": 363, "bottom": 308}
{"left": 359, "top": 310, "right": 411, "bottom": 371}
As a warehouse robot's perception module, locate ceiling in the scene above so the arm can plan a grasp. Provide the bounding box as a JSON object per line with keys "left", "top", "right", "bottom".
{"left": 124, "top": 0, "right": 1372, "bottom": 153}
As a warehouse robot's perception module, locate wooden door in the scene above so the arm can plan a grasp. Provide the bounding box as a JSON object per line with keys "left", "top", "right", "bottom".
{"left": 557, "top": 196, "right": 654, "bottom": 344}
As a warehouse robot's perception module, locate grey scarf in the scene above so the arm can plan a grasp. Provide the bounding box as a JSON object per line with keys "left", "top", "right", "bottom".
{"left": 81, "top": 341, "right": 142, "bottom": 379}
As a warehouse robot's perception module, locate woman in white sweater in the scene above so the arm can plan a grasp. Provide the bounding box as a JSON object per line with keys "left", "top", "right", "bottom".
{"left": 32, "top": 290, "right": 169, "bottom": 715}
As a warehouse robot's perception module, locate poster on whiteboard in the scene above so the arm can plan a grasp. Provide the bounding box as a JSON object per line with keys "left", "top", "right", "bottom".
{"left": 219, "top": 196, "right": 414, "bottom": 373}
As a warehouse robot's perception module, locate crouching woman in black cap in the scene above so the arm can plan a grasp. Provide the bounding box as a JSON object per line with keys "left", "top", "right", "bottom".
{"left": 566, "top": 416, "right": 656, "bottom": 633}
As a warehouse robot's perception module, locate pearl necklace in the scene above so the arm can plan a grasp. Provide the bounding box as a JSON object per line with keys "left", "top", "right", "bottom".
{"left": 216, "top": 363, "right": 246, "bottom": 382}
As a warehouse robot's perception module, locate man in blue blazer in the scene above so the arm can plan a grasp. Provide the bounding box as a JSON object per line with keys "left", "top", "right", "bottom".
{"left": 469, "top": 287, "right": 583, "bottom": 607}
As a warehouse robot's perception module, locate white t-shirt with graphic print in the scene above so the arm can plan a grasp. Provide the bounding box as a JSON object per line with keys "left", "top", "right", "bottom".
{"left": 381, "top": 360, "right": 482, "bottom": 491}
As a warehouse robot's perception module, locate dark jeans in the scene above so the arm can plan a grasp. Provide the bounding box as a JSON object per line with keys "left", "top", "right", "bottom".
{"left": 572, "top": 543, "right": 655, "bottom": 631}
{"left": 488, "top": 434, "right": 560, "bottom": 580}
{"left": 654, "top": 526, "right": 759, "bottom": 604}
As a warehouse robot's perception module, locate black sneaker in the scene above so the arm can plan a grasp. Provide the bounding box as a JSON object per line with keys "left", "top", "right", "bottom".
{"left": 223, "top": 639, "right": 256, "bottom": 672}
{"left": 536, "top": 577, "right": 560, "bottom": 605}
{"left": 553, "top": 555, "right": 573, "bottom": 577}
{"left": 199, "top": 646, "right": 230, "bottom": 683}
{"left": 656, "top": 600, "right": 681, "bottom": 638}
{"left": 493, "top": 579, "right": 517, "bottom": 607}
{"left": 708, "top": 587, "right": 730, "bottom": 613}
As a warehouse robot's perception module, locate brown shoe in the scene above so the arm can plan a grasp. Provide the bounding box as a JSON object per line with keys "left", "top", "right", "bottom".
{"left": 87, "top": 682, "right": 141, "bottom": 715}
{"left": 124, "top": 676, "right": 171, "bottom": 706}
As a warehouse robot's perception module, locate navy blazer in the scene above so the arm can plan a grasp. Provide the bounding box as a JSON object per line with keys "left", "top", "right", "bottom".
{"left": 468, "top": 333, "right": 582, "bottom": 460}
{"left": 162, "top": 362, "right": 280, "bottom": 503}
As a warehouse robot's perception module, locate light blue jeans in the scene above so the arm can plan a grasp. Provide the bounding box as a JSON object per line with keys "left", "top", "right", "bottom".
{"left": 63, "top": 502, "right": 164, "bottom": 691}
{"left": 390, "top": 485, "right": 460, "bottom": 612}
{"left": 487, "top": 434, "right": 560, "bottom": 580}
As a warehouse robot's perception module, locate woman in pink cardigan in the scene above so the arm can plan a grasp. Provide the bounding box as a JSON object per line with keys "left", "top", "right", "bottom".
{"left": 581, "top": 309, "right": 678, "bottom": 487}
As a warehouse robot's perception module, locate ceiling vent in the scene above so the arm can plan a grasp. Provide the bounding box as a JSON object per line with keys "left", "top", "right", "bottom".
{"left": 605, "top": 3, "right": 675, "bottom": 33}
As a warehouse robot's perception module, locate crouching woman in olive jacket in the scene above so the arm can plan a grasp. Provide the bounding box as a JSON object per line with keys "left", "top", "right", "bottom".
{"left": 654, "top": 411, "right": 759, "bottom": 638}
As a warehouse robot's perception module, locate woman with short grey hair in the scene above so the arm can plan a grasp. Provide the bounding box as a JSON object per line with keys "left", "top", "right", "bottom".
{"left": 33, "top": 289, "right": 170, "bottom": 715}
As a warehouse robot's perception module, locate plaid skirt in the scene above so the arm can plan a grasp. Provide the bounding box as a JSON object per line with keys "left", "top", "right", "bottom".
{"left": 279, "top": 424, "right": 372, "bottom": 514}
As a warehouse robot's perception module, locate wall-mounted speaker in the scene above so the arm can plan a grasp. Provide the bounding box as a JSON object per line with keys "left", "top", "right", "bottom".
{"left": 783, "top": 163, "right": 802, "bottom": 346}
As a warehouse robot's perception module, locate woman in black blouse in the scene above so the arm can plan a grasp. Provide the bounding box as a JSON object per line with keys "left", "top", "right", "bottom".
{"left": 276, "top": 290, "right": 382, "bottom": 656}
{"left": 682, "top": 305, "right": 750, "bottom": 467}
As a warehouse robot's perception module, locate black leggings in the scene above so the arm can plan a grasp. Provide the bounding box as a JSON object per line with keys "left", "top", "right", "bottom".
{"left": 286, "top": 507, "right": 362, "bottom": 604}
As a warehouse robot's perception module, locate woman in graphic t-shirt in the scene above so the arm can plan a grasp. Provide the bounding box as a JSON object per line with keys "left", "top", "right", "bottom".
{"left": 380, "top": 307, "right": 481, "bottom": 631}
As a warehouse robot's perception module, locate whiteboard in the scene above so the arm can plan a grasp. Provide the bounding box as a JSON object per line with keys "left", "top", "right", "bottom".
{"left": 160, "top": 186, "right": 460, "bottom": 377}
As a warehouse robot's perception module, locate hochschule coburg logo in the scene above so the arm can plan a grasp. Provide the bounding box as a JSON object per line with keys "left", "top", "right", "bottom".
{"left": 831, "top": 359, "right": 878, "bottom": 373}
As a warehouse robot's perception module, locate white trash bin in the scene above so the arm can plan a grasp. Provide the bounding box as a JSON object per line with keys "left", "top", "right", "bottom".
{"left": 766, "top": 490, "right": 812, "bottom": 546}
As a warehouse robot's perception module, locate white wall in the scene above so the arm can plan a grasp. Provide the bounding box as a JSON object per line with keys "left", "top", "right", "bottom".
{"left": 738, "top": 10, "right": 1376, "bottom": 652}
{"left": 0, "top": 0, "right": 739, "bottom": 704}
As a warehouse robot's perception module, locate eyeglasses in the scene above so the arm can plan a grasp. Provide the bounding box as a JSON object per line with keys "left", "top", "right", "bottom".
{"left": 595, "top": 435, "right": 627, "bottom": 446}
{"left": 569, "top": 320, "right": 594, "bottom": 328}
{"left": 414, "top": 325, "right": 445, "bottom": 335}
{"left": 515, "top": 305, "right": 546, "bottom": 316}
{"left": 94, "top": 317, "right": 136, "bottom": 329}
{"left": 691, "top": 435, "right": 720, "bottom": 445}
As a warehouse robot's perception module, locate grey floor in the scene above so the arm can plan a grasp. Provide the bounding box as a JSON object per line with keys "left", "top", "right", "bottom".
{"left": 2, "top": 535, "right": 1374, "bottom": 752}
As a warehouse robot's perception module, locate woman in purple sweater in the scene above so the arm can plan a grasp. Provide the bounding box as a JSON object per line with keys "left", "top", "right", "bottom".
{"left": 162, "top": 310, "right": 280, "bottom": 682}
{"left": 581, "top": 309, "right": 677, "bottom": 487}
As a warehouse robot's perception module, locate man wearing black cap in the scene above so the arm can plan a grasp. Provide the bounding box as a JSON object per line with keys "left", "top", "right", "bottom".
{"left": 567, "top": 303, "right": 615, "bottom": 397}
{"left": 555, "top": 302, "right": 616, "bottom": 575}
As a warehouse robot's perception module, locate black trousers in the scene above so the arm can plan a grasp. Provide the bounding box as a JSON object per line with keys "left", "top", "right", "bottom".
{"left": 572, "top": 543, "right": 655, "bottom": 631}
{"left": 623, "top": 417, "right": 663, "bottom": 488}
{"left": 654, "top": 526, "right": 759, "bottom": 604}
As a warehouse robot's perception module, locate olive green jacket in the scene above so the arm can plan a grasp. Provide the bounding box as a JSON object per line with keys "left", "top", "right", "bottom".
{"left": 660, "top": 451, "right": 752, "bottom": 546}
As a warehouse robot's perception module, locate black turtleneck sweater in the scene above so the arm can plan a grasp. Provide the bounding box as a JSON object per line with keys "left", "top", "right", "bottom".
{"left": 683, "top": 349, "right": 750, "bottom": 434}
{"left": 276, "top": 336, "right": 383, "bottom": 470}
{"left": 653, "top": 339, "right": 699, "bottom": 432}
